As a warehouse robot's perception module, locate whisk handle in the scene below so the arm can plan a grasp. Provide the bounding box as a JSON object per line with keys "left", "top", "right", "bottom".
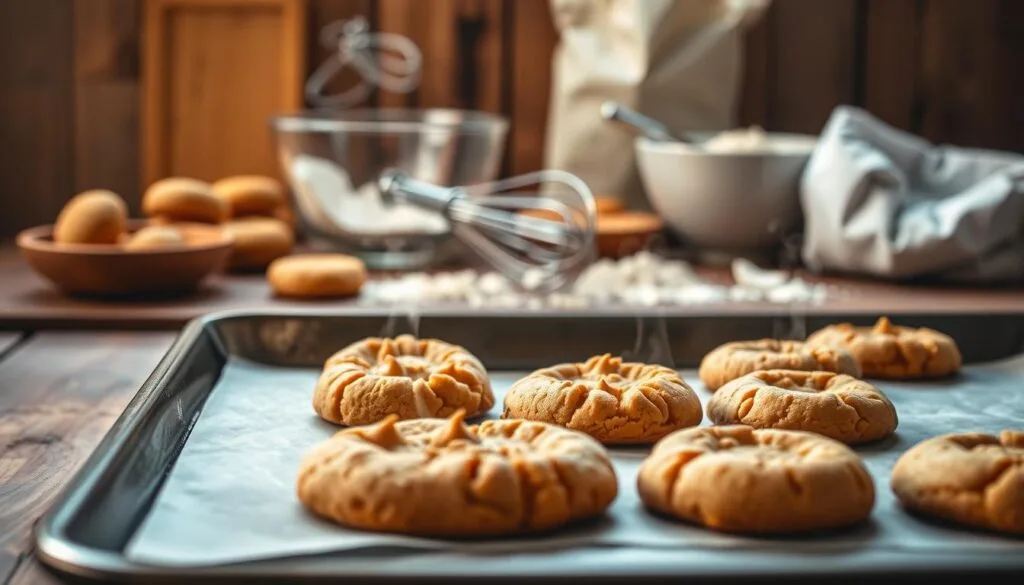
{"left": 378, "top": 169, "right": 460, "bottom": 213}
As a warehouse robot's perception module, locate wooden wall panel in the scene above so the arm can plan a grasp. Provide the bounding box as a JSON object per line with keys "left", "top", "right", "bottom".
{"left": 0, "top": 1, "right": 74, "bottom": 239}
{"left": 917, "top": 0, "right": 1024, "bottom": 151}
{"left": 457, "top": 0, "right": 506, "bottom": 115}
{"left": 738, "top": 13, "right": 770, "bottom": 128}
{"left": 762, "top": 0, "right": 859, "bottom": 134}
{"left": 73, "top": 0, "right": 142, "bottom": 213}
{"left": 305, "top": 0, "right": 375, "bottom": 105}
{"left": 142, "top": 0, "right": 306, "bottom": 185}
{"left": 508, "top": 0, "right": 558, "bottom": 176}
{"left": 2, "top": 0, "right": 1024, "bottom": 239}
{"left": 863, "top": 0, "right": 921, "bottom": 132}
{"left": 377, "top": 0, "right": 455, "bottom": 109}
{"left": 376, "top": 0, "right": 506, "bottom": 113}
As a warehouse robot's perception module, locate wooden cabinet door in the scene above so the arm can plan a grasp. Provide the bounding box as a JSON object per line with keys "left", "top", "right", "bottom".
{"left": 142, "top": 0, "right": 307, "bottom": 185}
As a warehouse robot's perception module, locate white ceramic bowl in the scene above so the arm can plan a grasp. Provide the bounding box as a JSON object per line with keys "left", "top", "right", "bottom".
{"left": 635, "top": 132, "right": 817, "bottom": 255}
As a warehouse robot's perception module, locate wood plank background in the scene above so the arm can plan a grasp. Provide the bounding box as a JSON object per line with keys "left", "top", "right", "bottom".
{"left": 1, "top": 0, "right": 1023, "bottom": 239}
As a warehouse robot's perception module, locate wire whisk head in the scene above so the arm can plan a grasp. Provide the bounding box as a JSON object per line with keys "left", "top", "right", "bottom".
{"left": 379, "top": 169, "right": 597, "bottom": 292}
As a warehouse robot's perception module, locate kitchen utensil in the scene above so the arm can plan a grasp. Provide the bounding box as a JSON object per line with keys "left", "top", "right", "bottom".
{"left": 17, "top": 221, "right": 233, "bottom": 297}
{"left": 271, "top": 108, "right": 508, "bottom": 270}
{"left": 378, "top": 169, "right": 597, "bottom": 292}
{"left": 634, "top": 132, "right": 817, "bottom": 261}
{"left": 599, "top": 101, "right": 697, "bottom": 144}
{"left": 305, "top": 15, "right": 421, "bottom": 109}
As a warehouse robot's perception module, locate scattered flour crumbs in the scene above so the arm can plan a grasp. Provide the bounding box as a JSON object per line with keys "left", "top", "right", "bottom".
{"left": 359, "top": 252, "right": 832, "bottom": 309}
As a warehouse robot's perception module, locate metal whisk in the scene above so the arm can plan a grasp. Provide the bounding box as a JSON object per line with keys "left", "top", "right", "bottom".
{"left": 378, "top": 169, "right": 597, "bottom": 292}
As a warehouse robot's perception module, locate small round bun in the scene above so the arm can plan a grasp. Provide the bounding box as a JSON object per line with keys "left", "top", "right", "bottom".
{"left": 222, "top": 217, "right": 294, "bottom": 271}
{"left": 124, "top": 225, "right": 186, "bottom": 250}
{"left": 272, "top": 202, "right": 297, "bottom": 230}
{"left": 53, "top": 190, "right": 128, "bottom": 245}
{"left": 142, "top": 177, "right": 227, "bottom": 224}
{"left": 266, "top": 253, "right": 366, "bottom": 299}
{"left": 212, "top": 175, "right": 285, "bottom": 217}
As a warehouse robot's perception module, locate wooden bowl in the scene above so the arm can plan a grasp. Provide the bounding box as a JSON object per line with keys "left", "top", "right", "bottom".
{"left": 17, "top": 221, "right": 234, "bottom": 297}
{"left": 518, "top": 206, "right": 664, "bottom": 259}
{"left": 595, "top": 211, "right": 664, "bottom": 258}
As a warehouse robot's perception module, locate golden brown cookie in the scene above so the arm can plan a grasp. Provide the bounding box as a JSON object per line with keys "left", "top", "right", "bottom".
{"left": 314, "top": 335, "right": 494, "bottom": 426}
{"left": 805, "top": 317, "right": 961, "bottom": 379}
{"left": 53, "top": 190, "right": 128, "bottom": 245}
{"left": 266, "top": 253, "right": 366, "bottom": 299}
{"left": 707, "top": 370, "right": 898, "bottom": 445}
{"left": 123, "top": 225, "right": 186, "bottom": 250}
{"left": 222, "top": 217, "right": 294, "bottom": 271}
{"left": 698, "top": 339, "right": 862, "bottom": 392}
{"left": 142, "top": 177, "right": 227, "bottom": 224}
{"left": 502, "top": 354, "right": 702, "bottom": 445}
{"left": 637, "top": 425, "right": 875, "bottom": 533}
{"left": 297, "top": 411, "right": 618, "bottom": 536}
{"left": 891, "top": 431, "right": 1024, "bottom": 535}
{"left": 212, "top": 175, "right": 285, "bottom": 217}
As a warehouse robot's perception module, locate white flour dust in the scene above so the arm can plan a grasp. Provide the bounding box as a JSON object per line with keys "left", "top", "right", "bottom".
{"left": 359, "top": 252, "right": 830, "bottom": 309}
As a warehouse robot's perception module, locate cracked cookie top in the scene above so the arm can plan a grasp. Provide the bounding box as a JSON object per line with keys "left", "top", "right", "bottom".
{"left": 698, "top": 338, "right": 862, "bottom": 391}
{"left": 707, "top": 370, "right": 898, "bottom": 445}
{"left": 637, "top": 425, "right": 875, "bottom": 533}
{"left": 502, "top": 354, "right": 703, "bottom": 445}
{"left": 313, "top": 335, "right": 494, "bottom": 426}
{"left": 296, "top": 411, "right": 618, "bottom": 536}
{"left": 805, "top": 317, "right": 961, "bottom": 379}
{"left": 891, "top": 430, "right": 1024, "bottom": 535}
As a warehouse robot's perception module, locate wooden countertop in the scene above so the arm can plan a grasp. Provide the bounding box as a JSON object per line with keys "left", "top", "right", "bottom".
{"left": 2, "top": 247, "right": 1024, "bottom": 331}
{"left": 0, "top": 331, "right": 178, "bottom": 585}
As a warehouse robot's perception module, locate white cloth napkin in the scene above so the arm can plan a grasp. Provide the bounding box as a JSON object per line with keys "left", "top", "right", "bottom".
{"left": 800, "top": 105, "right": 1024, "bottom": 282}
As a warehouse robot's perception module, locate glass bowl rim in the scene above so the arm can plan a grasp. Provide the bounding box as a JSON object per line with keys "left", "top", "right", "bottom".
{"left": 270, "top": 107, "right": 509, "bottom": 135}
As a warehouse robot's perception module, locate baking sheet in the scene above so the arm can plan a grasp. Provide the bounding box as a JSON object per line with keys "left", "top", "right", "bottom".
{"left": 125, "top": 356, "right": 1024, "bottom": 566}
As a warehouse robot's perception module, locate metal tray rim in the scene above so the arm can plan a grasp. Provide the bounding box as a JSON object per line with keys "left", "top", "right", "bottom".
{"left": 32, "top": 309, "right": 1024, "bottom": 582}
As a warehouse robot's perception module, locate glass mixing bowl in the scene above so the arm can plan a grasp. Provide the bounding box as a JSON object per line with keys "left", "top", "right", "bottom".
{"left": 271, "top": 108, "right": 508, "bottom": 270}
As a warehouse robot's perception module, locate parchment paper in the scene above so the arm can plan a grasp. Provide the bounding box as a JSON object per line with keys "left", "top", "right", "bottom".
{"left": 126, "top": 357, "right": 1024, "bottom": 566}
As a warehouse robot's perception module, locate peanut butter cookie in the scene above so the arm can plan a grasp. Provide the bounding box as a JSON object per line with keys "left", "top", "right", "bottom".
{"left": 314, "top": 335, "right": 494, "bottom": 426}
{"left": 891, "top": 431, "right": 1024, "bottom": 535}
{"left": 698, "top": 339, "right": 862, "bottom": 391}
{"left": 266, "top": 253, "right": 366, "bottom": 299}
{"left": 707, "top": 370, "right": 898, "bottom": 445}
{"left": 296, "top": 411, "right": 618, "bottom": 535}
{"left": 502, "top": 354, "right": 702, "bottom": 445}
{"left": 805, "top": 317, "right": 961, "bottom": 379}
{"left": 638, "top": 425, "right": 875, "bottom": 533}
